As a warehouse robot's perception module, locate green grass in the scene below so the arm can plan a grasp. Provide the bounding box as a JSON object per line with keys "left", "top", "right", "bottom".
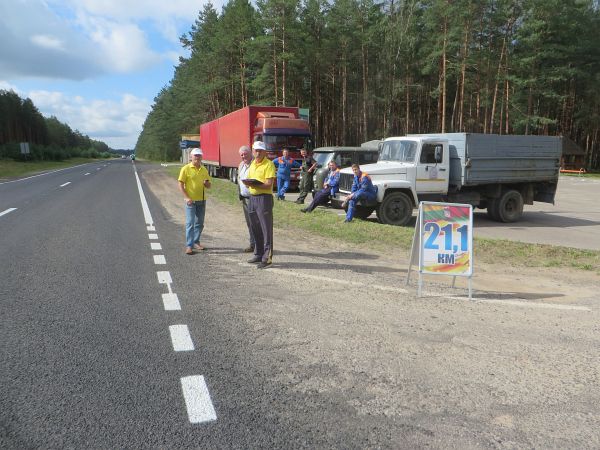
{"left": 167, "top": 165, "right": 600, "bottom": 273}
{"left": 0, "top": 158, "right": 105, "bottom": 179}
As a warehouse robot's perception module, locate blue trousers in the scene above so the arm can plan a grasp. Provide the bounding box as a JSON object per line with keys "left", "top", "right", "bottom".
{"left": 276, "top": 174, "right": 290, "bottom": 199}
{"left": 346, "top": 192, "right": 377, "bottom": 221}
{"left": 185, "top": 200, "right": 206, "bottom": 247}
{"left": 305, "top": 188, "right": 332, "bottom": 212}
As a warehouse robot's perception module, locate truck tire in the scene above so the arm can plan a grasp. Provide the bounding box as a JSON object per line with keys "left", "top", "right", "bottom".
{"left": 376, "top": 192, "right": 413, "bottom": 226}
{"left": 496, "top": 190, "right": 524, "bottom": 223}
{"left": 343, "top": 204, "right": 375, "bottom": 220}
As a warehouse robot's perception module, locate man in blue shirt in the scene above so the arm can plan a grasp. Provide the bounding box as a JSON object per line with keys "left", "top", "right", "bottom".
{"left": 274, "top": 148, "right": 296, "bottom": 200}
{"left": 301, "top": 160, "right": 340, "bottom": 213}
{"left": 342, "top": 164, "right": 378, "bottom": 222}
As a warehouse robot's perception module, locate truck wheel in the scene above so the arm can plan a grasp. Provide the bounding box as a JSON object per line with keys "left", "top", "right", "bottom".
{"left": 376, "top": 192, "right": 413, "bottom": 226}
{"left": 497, "top": 190, "right": 524, "bottom": 222}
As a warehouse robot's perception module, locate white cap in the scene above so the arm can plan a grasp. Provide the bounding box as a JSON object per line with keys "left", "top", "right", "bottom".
{"left": 252, "top": 141, "right": 266, "bottom": 151}
{"left": 190, "top": 148, "right": 203, "bottom": 156}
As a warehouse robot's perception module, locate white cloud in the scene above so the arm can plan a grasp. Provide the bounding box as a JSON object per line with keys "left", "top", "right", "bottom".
{"left": 29, "top": 90, "right": 151, "bottom": 149}
{"left": 30, "top": 34, "right": 66, "bottom": 51}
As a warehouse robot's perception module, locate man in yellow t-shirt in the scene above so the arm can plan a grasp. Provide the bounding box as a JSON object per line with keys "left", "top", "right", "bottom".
{"left": 241, "top": 141, "right": 276, "bottom": 268}
{"left": 178, "top": 148, "right": 211, "bottom": 255}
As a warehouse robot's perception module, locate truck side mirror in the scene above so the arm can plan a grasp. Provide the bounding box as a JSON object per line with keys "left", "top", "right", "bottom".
{"left": 434, "top": 147, "right": 443, "bottom": 163}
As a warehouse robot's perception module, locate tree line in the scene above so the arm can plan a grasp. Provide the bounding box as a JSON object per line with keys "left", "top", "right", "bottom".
{"left": 0, "top": 90, "right": 111, "bottom": 161}
{"left": 135, "top": 0, "right": 600, "bottom": 170}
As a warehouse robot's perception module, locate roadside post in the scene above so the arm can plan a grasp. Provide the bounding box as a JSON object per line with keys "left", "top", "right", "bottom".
{"left": 406, "top": 201, "right": 473, "bottom": 300}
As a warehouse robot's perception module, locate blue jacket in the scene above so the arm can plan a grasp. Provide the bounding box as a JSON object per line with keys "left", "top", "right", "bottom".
{"left": 324, "top": 168, "right": 341, "bottom": 196}
{"left": 351, "top": 172, "right": 377, "bottom": 198}
{"left": 274, "top": 156, "right": 296, "bottom": 177}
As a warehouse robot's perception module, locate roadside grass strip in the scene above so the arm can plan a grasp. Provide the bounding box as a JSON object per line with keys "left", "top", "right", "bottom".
{"left": 181, "top": 376, "right": 217, "bottom": 424}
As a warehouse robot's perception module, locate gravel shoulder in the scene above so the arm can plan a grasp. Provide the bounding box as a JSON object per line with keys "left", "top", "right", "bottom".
{"left": 142, "top": 165, "right": 600, "bottom": 448}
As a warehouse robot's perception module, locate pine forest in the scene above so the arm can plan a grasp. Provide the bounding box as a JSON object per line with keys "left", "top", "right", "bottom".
{"left": 135, "top": 0, "right": 600, "bottom": 170}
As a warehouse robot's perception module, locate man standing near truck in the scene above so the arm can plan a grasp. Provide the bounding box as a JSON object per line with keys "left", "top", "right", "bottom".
{"left": 242, "top": 141, "right": 276, "bottom": 269}
{"left": 238, "top": 145, "right": 255, "bottom": 253}
{"left": 178, "top": 148, "right": 211, "bottom": 255}
{"left": 274, "top": 148, "right": 295, "bottom": 201}
{"left": 295, "top": 148, "right": 317, "bottom": 204}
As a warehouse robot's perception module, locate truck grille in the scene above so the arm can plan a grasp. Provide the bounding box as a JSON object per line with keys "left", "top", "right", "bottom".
{"left": 338, "top": 173, "right": 354, "bottom": 192}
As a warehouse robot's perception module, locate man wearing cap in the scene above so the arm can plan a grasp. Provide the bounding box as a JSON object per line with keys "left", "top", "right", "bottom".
{"left": 241, "top": 141, "right": 276, "bottom": 269}
{"left": 178, "top": 148, "right": 211, "bottom": 255}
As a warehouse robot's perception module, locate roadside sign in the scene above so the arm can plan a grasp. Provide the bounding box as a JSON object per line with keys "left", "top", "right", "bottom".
{"left": 406, "top": 201, "right": 473, "bottom": 299}
{"left": 20, "top": 142, "right": 30, "bottom": 154}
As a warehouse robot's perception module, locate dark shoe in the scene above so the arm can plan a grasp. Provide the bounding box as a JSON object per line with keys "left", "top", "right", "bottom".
{"left": 257, "top": 261, "right": 272, "bottom": 269}
{"left": 243, "top": 246, "right": 255, "bottom": 253}
{"left": 343, "top": 219, "right": 352, "bottom": 223}
{"left": 247, "top": 257, "right": 261, "bottom": 264}
{"left": 294, "top": 199, "right": 304, "bottom": 204}
{"left": 301, "top": 208, "right": 308, "bottom": 213}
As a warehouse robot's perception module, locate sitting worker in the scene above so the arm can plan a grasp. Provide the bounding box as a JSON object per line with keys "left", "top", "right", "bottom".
{"left": 301, "top": 160, "right": 340, "bottom": 213}
{"left": 342, "top": 164, "right": 378, "bottom": 222}
{"left": 274, "top": 148, "right": 296, "bottom": 200}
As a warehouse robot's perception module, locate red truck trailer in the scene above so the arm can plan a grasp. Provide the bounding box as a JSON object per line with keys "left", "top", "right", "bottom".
{"left": 200, "top": 106, "right": 313, "bottom": 188}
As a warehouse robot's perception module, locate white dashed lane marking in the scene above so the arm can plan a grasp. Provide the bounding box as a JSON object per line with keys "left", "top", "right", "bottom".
{"left": 157, "top": 271, "right": 172, "bottom": 284}
{"left": 84, "top": 172, "right": 90, "bottom": 176}
{"left": 0, "top": 208, "right": 17, "bottom": 217}
{"left": 181, "top": 376, "right": 217, "bottom": 423}
{"left": 169, "top": 325, "right": 195, "bottom": 351}
{"left": 162, "top": 293, "right": 181, "bottom": 311}
{"left": 151, "top": 242, "right": 162, "bottom": 250}
{"left": 153, "top": 255, "right": 166, "bottom": 265}
{"left": 148, "top": 233, "right": 158, "bottom": 239}
{"left": 59, "top": 182, "right": 71, "bottom": 187}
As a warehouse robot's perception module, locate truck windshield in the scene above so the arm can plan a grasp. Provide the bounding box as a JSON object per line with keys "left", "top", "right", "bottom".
{"left": 263, "top": 135, "right": 313, "bottom": 151}
{"left": 313, "top": 152, "right": 333, "bottom": 167}
{"left": 379, "top": 140, "right": 417, "bottom": 162}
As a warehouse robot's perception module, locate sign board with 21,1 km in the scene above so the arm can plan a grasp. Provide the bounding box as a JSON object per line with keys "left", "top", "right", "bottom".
{"left": 406, "top": 201, "right": 473, "bottom": 299}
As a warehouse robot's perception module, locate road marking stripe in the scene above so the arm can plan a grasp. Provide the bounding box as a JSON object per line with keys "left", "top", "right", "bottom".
{"left": 96, "top": 168, "right": 101, "bottom": 170}
{"left": 59, "top": 182, "right": 71, "bottom": 187}
{"left": 0, "top": 208, "right": 17, "bottom": 217}
{"left": 162, "top": 293, "right": 181, "bottom": 310}
{"left": 84, "top": 172, "right": 90, "bottom": 175}
{"left": 154, "top": 255, "right": 166, "bottom": 265}
{"left": 133, "top": 167, "right": 154, "bottom": 227}
{"left": 151, "top": 242, "right": 162, "bottom": 250}
{"left": 157, "top": 271, "right": 172, "bottom": 284}
{"left": 181, "top": 376, "right": 217, "bottom": 423}
{"left": 0, "top": 163, "right": 90, "bottom": 185}
{"left": 147, "top": 225, "right": 155, "bottom": 231}
{"left": 148, "top": 233, "right": 158, "bottom": 239}
{"left": 169, "top": 325, "right": 195, "bottom": 351}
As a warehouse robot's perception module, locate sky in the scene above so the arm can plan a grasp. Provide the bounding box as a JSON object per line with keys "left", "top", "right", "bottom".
{"left": 0, "top": 0, "right": 218, "bottom": 150}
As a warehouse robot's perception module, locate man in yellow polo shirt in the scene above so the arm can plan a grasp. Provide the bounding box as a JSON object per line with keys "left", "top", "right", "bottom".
{"left": 241, "top": 141, "right": 276, "bottom": 269}
{"left": 178, "top": 148, "right": 211, "bottom": 255}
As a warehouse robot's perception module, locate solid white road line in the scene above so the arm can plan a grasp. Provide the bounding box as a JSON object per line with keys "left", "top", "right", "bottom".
{"left": 169, "top": 324, "right": 195, "bottom": 351}
{"left": 148, "top": 233, "right": 158, "bottom": 240}
{"left": 157, "top": 271, "right": 172, "bottom": 284}
{"left": 0, "top": 208, "right": 17, "bottom": 217}
{"left": 151, "top": 242, "right": 162, "bottom": 250}
{"left": 154, "top": 255, "right": 166, "bottom": 265}
{"left": 0, "top": 163, "right": 90, "bottom": 185}
{"left": 133, "top": 167, "right": 154, "bottom": 227}
{"left": 59, "top": 182, "right": 71, "bottom": 187}
{"left": 162, "top": 293, "right": 181, "bottom": 311}
{"left": 180, "top": 376, "right": 217, "bottom": 423}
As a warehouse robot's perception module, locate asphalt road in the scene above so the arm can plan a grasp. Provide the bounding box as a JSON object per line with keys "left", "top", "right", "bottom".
{"left": 285, "top": 175, "right": 600, "bottom": 250}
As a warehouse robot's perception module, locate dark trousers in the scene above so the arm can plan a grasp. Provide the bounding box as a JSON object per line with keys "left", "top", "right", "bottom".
{"left": 241, "top": 197, "right": 255, "bottom": 247}
{"left": 297, "top": 171, "right": 314, "bottom": 202}
{"left": 248, "top": 194, "right": 273, "bottom": 263}
{"left": 305, "top": 188, "right": 331, "bottom": 212}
